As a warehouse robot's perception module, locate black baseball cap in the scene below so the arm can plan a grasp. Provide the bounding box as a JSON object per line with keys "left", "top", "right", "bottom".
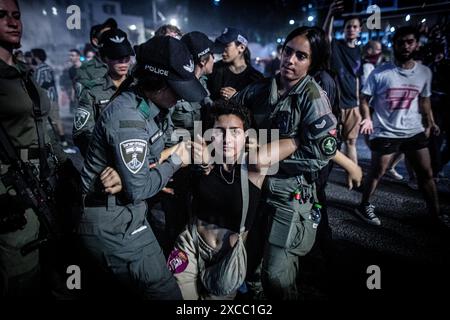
{"left": 90, "top": 18, "right": 118, "bottom": 48}
{"left": 98, "top": 29, "right": 134, "bottom": 60}
{"left": 135, "top": 36, "right": 207, "bottom": 102}
{"left": 181, "top": 31, "right": 220, "bottom": 62}
{"left": 214, "top": 27, "right": 249, "bottom": 52}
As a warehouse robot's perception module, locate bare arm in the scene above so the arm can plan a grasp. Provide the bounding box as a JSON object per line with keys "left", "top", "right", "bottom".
{"left": 359, "top": 94, "right": 373, "bottom": 135}
{"left": 323, "top": 0, "right": 344, "bottom": 43}
{"left": 419, "top": 96, "right": 440, "bottom": 137}
{"left": 249, "top": 138, "right": 299, "bottom": 188}
{"left": 332, "top": 150, "right": 362, "bottom": 190}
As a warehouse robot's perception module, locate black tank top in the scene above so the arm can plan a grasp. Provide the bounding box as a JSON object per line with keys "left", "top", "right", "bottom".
{"left": 193, "top": 165, "right": 261, "bottom": 233}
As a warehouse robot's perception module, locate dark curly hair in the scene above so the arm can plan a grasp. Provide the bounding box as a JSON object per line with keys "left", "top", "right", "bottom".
{"left": 207, "top": 100, "right": 251, "bottom": 131}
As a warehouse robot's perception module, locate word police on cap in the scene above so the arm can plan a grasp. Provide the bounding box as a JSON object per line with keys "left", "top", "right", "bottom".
{"left": 144, "top": 65, "right": 169, "bottom": 76}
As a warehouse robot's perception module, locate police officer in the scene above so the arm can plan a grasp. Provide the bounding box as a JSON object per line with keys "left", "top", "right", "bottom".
{"left": 170, "top": 31, "right": 216, "bottom": 138}
{"left": 73, "top": 28, "right": 134, "bottom": 157}
{"left": 0, "top": 0, "right": 122, "bottom": 297}
{"left": 79, "top": 36, "right": 207, "bottom": 299}
{"left": 232, "top": 26, "right": 338, "bottom": 299}
{"left": 0, "top": 0, "right": 70, "bottom": 296}
{"left": 75, "top": 18, "right": 117, "bottom": 90}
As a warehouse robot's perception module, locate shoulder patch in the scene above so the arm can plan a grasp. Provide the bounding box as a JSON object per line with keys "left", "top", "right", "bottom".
{"left": 74, "top": 108, "right": 90, "bottom": 130}
{"left": 320, "top": 136, "right": 337, "bottom": 156}
{"left": 309, "top": 114, "right": 335, "bottom": 136}
{"left": 167, "top": 249, "right": 189, "bottom": 274}
{"left": 119, "top": 139, "right": 148, "bottom": 174}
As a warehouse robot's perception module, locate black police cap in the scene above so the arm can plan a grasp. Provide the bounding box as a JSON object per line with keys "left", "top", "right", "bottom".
{"left": 135, "top": 36, "right": 207, "bottom": 102}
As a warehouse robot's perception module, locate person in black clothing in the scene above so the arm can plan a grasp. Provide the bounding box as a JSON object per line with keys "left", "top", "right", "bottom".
{"left": 207, "top": 27, "right": 263, "bottom": 101}
{"left": 168, "top": 101, "right": 301, "bottom": 299}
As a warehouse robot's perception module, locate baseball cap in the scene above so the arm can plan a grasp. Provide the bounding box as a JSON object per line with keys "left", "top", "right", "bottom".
{"left": 214, "top": 27, "right": 248, "bottom": 52}
{"left": 181, "top": 31, "right": 221, "bottom": 62}
{"left": 98, "top": 29, "right": 134, "bottom": 60}
{"left": 90, "top": 18, "right": 118, "bottom": 48}
{"left": 134, "top": 36, "right": 207, "bottom": 102}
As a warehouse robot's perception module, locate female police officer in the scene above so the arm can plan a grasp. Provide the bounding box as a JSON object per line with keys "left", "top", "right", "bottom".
{"left": 79, "top": 36, "right": 207, "bottom": 299}
{"left": 73, "top": 28, "right": 134, "bottom": 157}
{"left": 232, "top": 26, "right": 339, "bottom": 299}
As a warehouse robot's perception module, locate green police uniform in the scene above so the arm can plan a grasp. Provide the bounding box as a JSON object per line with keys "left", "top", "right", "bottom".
{"left": 0, "top": 59, "right": 66, "bottom": 296}
{"left": 233, "top": 74, "right": 338, "bottom": 299}
{"left": 73, "top": 74, "right": 117, "bottom": 157}
{"left": 74, "top": 56, "right": 108, "bottom": 99}
{"left": 80, "top": 89, "right": 183, "bottom": 299}
{"left": 170, "top": 76, "right": 212, "bottom": 139}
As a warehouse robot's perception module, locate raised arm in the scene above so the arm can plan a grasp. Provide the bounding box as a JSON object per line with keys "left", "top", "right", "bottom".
{"left": 323, "top": 0, "right": 344, "bottom": 43}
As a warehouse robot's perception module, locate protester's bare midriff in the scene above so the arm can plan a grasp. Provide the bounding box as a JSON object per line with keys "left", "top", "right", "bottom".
{"left": 196, "top": 218, "right": 248, "bottom": 252}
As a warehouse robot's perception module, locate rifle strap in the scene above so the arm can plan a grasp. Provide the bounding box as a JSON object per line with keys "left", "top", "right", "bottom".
{"left": 23, "top": 72, "right": 51, "bottom": 179}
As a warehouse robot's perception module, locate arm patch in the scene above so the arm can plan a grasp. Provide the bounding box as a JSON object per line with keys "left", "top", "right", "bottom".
{"left": 308, "top": 114, "right": 335, "bottom": 137}
{"left": 319, "top": 136, "right": 337, "bottom": 156}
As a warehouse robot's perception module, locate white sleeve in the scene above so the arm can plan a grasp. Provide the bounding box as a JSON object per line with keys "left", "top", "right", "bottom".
{"left": 361, "top": 63, "right": 375, "bottom": 88}
{"left": 420, "top": 66, "right": 432, "bottom": 97}
{"left": 362, "top": 68, "right": 376, "bottom": 96}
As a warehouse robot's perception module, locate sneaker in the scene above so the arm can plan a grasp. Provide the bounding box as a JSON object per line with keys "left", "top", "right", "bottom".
{"left": 63, "top": 146, "right": 77, "bottom": 154}
{"left": 355, "top": 204, "right": 381, "bottom": 226}
{"left": 407, "top": 180, "right": 419, "bottom": 191}
{"left": 386, "top": 168, "right": 404, "bottom": 181}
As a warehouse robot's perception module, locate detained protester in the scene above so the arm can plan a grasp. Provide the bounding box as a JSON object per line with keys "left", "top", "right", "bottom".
{"left": 168, "top": 101, "right": 303, "bottom": 300}
{"left": 358, "top": 26, "right": 449, "bottom": 228}
{"left": 73, "top": 28, "right": 134, "bottom": 157}
{"left": 79, "top": 36, "right": 207, "bottom": 299}
{"left": 232, "top": 26, "right": 339, "bottom": 299}
{"left": 207, "top": 27, "right": 263, "bottom": 101}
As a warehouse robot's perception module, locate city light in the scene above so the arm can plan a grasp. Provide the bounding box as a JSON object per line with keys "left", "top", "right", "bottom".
{"left": 390, "top": 27, "right": 395, "bottom": 32}
{"left": 129, "top": 24, "right": 137, "bottom": 31}
{"left": 170, "top": 18, "right": 178, "bottom": 27}
{"left": 421, "top": 18, "right": 426, "bottom": 23}
{"left": 405, "top": 14, "right": 410, "bottom": 22}
{"left": 42, "top": 9, "right": 47, "bottom": 16}
{"left": 52, "top": 6, "right": 57, "bottom": 16}
{"left": 307, "top": 16, "right": 314, "bottom": 22}
{"left": 289, "top": 19, "right": 295, "bottom": 25}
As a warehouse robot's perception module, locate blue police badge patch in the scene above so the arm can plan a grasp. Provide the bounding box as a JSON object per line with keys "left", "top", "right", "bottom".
{"left": 74, "top": 108, "right": 90, "bottom": 130}
{"left": 119, "top": 139, "right": 148, "bottom": 174}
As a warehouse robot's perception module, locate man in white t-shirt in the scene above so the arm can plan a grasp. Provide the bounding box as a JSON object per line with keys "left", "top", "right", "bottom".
{"left": 357, "top": 26, "right": 448, "bottom": 228}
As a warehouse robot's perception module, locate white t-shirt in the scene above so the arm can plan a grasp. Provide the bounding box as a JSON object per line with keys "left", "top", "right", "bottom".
{"left": 362, "top": 61, "right": 432, "bottom": 139}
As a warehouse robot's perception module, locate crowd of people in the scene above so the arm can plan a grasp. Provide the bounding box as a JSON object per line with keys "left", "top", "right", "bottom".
{"left": 0, "top": 0, "right": 449, "bottom": 300}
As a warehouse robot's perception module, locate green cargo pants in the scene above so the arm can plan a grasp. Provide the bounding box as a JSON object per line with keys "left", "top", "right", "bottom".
{"left": 261, "top": 175, "right": 319, "bottom": 300}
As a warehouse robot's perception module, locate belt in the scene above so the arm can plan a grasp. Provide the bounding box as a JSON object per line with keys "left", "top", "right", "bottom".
{"left": 276, "top": 169, "right": 319, "bottom": 184}
{"left": 19, "top": 148, "right": 42, "bottom": 161}
{"left": 83, "top": 193, "right": 131, "bottom": 207}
